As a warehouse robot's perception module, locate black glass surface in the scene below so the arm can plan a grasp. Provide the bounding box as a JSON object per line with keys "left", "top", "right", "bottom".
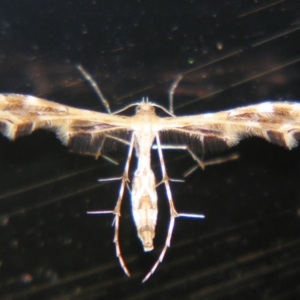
{"left": 0, "top": 1, "right": 300, "bottom": 299}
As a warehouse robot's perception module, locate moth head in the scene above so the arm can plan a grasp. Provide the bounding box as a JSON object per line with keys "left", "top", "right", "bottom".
{"left": 136, "top": 101, "right": 155, "bottom": 114}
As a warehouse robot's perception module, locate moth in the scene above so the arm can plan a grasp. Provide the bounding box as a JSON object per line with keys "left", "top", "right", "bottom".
{"left": 1, "top": 76, "right": 300, "bottom": 282}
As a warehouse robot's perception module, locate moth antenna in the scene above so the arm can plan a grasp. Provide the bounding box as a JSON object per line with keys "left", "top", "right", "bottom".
{"left": 76, "top": 64, "right": 111, "bottom": 114}
{"left": 168, "top": 75, "right": 182, "bottom": 114}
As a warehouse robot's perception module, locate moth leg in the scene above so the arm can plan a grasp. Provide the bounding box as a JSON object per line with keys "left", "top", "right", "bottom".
{"left": 93, "top": 135, "right": 119, "bottom": 165}
{"left": 183, "top": 151, "right": 239, "bottom": 177}
{"left": 104, "top": 134, "right": 131, "bottom": 146}
{"left": 144, "top": 141, "right": 236, "bottom": 281}
{"left": 152, "top": 144, "right": 239, "bottom": 177}
{"left": 142, "top": 135, "right": 179, "bottom": 282}
{"left": 95, "top": 134, "right": 131, "bottom": 165}
{"left": 88, "top": 134, "right": 135, "bottom": 277}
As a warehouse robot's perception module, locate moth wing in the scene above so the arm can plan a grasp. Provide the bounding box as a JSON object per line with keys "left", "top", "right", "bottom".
{"left": 160, "top": 102, "right": 300, "bottom": 153}
{"left": 0, "top": 94, "right": 133, "bottom": 157}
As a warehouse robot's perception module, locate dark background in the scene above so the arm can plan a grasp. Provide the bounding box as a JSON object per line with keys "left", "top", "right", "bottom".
{"left": 0, "top": 1, "right": 300, "bottom": 299}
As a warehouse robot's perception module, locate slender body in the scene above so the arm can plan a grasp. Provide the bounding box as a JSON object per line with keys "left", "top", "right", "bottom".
{"left": 131, "top": 132, "right": 158, "bottom": 251}
{"left": 130, "top": 104, "right": 159, "bottom": 250}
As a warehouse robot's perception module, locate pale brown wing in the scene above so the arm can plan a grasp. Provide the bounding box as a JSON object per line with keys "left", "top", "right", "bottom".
{"left": 160, "top": 102, "right": 300, "bottom": 153}
{"left": 0, "top": 94, "right": 133, "bottom": 157}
